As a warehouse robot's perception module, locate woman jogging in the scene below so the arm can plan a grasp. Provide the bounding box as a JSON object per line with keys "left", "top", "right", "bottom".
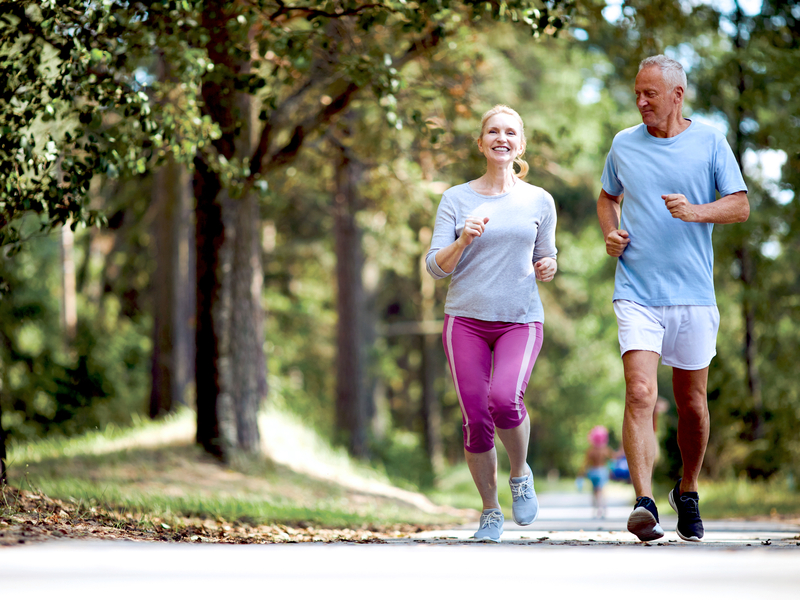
{"left": 425, "top": 105, "right": 558, "bottom": 542}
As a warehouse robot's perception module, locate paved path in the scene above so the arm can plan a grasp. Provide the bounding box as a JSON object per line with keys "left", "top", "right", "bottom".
{"left": 2, "top": 489, "right": 799, "bottom": 599}
{"left": 415, "top": 487, "right": 800, "bottom": 546}
{"left": 3, "top": 537, "right": 799, "bottom": 599}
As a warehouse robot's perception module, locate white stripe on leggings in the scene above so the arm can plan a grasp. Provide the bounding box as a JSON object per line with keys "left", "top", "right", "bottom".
{"left": 514, "top": 324, "right": 537, "bottom": 419}
{"left": 445, "top": 316, "right": 470, "bottom": 448}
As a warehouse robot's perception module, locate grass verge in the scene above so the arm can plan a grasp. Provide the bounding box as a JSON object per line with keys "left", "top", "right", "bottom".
{"left": 3, "top": 408, "right": 469, "bottom": 545}
{"left": 683, "top": 478, "right": 800, "bottom": 520}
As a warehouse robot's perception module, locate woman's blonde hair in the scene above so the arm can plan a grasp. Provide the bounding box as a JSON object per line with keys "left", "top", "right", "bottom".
{"left": 477, "top": 105, "right": 529, "bottom": 179}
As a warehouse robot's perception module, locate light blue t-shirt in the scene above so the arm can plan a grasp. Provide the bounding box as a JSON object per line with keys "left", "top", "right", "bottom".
{"left": 601, "top": 120, "right": 747, "bottom": 306}
{"left": 426, "top": 181, "right": 557, "bottom": 323}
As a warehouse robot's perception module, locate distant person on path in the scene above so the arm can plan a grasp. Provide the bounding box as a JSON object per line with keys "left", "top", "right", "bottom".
{"left": 597, "top": 55, "right": 749, "bottom": 542}
{"left": 581, "top": 425, "right": 614, "bottom": 518}
{"left": 426, "top": 105, "right": 558, "bottom": 542}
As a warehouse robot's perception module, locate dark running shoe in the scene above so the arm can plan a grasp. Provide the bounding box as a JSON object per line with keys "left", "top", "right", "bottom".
{"left": 627, "top": 496, "right": 664, "bottom": 542}
{"left": 668, "top": 479, "right": 704, "bottom": 542}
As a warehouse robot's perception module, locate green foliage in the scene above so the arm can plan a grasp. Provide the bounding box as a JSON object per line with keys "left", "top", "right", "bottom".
{"left": 1, "top": 0, "right": 578, "bottom": 237}
{"left": 0, "top": 222, "right": 151, "bottom": 442}
{"left": 668, "top": 476, "right": 800, "bottom": 520}
{"left": 0, "top": 1, "right": 209, "bottom": 243}
{"left": 371, "top": 429, "right": 436, "bottom": 489}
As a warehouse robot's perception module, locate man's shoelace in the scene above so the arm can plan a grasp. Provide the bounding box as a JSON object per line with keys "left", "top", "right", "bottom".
{"left": 680, "top": 496, "right": 700, "bottom": 517}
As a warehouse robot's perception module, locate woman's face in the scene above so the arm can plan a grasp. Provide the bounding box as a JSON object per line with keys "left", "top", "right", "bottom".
{"left": 477, "top": 113, "right": 523, "bottom": 167}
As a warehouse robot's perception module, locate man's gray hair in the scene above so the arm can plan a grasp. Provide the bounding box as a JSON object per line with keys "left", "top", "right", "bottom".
{"left": 639, "top": 55, "right": 687, "bottom": 92}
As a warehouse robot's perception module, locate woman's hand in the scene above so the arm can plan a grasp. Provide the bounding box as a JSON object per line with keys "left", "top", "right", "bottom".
{"left": 433, "top": 216, "right": 489, "bottom": 274}
{"left": 534, "top": 257, "right": 557, "bottom": 282}
{"left": 458, "top": 216, "right": 489, "bottom": 247}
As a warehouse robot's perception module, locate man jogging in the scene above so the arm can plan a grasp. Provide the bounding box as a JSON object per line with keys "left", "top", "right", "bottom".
{"left": 597, "top": 55, "right": 749, "bottom": 542}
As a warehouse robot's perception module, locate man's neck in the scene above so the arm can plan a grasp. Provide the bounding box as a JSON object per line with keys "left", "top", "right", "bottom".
{"left": 647, "top": 116, "right": 691, "bottom": 139}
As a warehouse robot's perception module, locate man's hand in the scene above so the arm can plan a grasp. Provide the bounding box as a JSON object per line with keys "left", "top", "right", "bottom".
{"left": 663, "top": 193, "right": 697, "bottom": 222}
{"left": 534, "top": 257, "right": 557, "bottom": 282}
{"left": 605, "top": 229, "right": 630, "bottom": 257}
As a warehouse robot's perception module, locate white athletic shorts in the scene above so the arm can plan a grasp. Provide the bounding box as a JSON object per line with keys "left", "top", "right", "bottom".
{"left": 613, "top": 299, "right": 720, "bottom": 370}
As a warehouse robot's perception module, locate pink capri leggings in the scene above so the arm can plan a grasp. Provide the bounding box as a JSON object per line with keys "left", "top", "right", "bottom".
{"left": 442, "top": 315, "right": 544, "bottom": 454}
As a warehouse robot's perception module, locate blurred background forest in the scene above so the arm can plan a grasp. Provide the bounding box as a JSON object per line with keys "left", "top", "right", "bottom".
{"left": 1, "top": 0, "right": 798, "bottom": 494}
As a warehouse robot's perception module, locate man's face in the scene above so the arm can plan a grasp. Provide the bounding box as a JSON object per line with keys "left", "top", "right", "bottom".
{"left": 635, "top": 66, "right": 681, "bottom": 130}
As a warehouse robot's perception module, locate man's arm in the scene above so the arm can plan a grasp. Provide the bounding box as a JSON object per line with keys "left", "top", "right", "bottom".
{"left": 597, "top": 189, "right": 629, "bottom": 257}
{"left": 663, "top": 191, "right": 749, "bottom": 224}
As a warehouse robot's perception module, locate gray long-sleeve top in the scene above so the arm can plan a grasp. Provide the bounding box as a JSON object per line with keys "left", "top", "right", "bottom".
{"left": 425, "top": 181, "right": 557, "bottom": 324}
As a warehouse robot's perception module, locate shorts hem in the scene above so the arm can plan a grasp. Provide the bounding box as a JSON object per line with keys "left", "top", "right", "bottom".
{"left": 620, "top": 345, "right": 662, "bottom": 358}
{"left": 621, "top": 348, "right": 715, "bottom": 370}
{"left": 661, "top": 357, "right": 715, "bottom": 370}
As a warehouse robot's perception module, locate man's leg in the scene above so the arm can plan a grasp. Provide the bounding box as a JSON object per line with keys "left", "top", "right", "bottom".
{"left": 622, "top": 350, "right": 665, "bottom": 541}
{"left": 622, "top": 350, "right": 660, "bottom": 499}
{"left": 672, "top": 366, "right": 710, "bottom": 493}
{"left": 667, "top": 366, "right": 709, "bottom": 542}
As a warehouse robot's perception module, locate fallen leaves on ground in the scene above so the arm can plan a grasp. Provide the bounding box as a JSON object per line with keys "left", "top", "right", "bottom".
{"left": 0, "top": 486, "right": 433, "bottom": 547}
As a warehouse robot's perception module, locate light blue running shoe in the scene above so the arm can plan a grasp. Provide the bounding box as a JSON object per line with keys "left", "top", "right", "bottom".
{"left": 473, "top": 509, "right": 504, "bottom": 542}
{"left": 510, "top": 466, "right": 539, "bottom": 526}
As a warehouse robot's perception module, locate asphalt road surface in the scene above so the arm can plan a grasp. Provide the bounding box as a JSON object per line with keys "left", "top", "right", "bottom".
{"left": 3, "top": 489, "right": 799, "bottom": 599}
{"left": 419, "top": 487, "right": 800, "bottom": 546}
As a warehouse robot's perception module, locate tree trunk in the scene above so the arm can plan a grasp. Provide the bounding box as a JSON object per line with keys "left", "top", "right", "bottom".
{"left": 229, "top": 190, "right": 265, "bottom": 453}
{"left": 362, "top": 257, "right": 381, "bottom": 440}
{"left": 0, "top": 399, "right": 6, "bottom": 485}
{"left": 732, "top": 5, "right": 763, "bottom": 439}
{"left": 194, "top": 4, "right": 265, "bottom": 457}
{"left": 737, "top": 245, "right": 763, "bottom": 438}
{"left": 174, "top": 165, "right": 196, "bottom": 412}
{"left": 149, "top": 158, "right": 194, "bottom": 417}
{"left": 191, "top": 2, "right": 443, "bottom": 458}
{"left": 333, "top": 138, "right": 370, "bottom": 458}
{"left": 193, "top": 159, "right": 225, "bottom": 458}
{"left": 208, "top": 188, "right": 265, "bottom": 457}
{"left": 418, "top": 226, "right": 445, "bottom": 477}
{"left": 61, "top": 224, "right": 77, "bottom": 343}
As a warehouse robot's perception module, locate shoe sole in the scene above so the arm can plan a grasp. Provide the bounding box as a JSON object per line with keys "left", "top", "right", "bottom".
{"left": 627, "top": 507, "right": 665, "bottom": 541}
{"left": 473, "top": 530, "right": 503, "bottom": 543}
{"left": 668, "top": 489, "right": 704, "bottom": 542}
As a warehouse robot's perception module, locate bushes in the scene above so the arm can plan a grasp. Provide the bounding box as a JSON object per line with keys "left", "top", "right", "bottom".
{"left": 0, "top": 226, "right": 151, "bottom": 443}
